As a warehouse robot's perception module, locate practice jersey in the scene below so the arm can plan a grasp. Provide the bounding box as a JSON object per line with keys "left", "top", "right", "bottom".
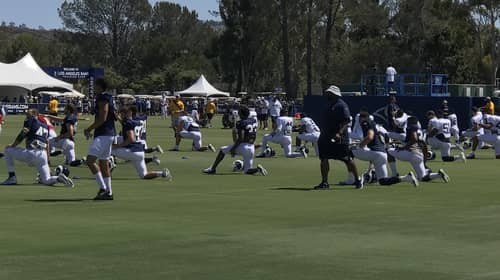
{"left": 121, "top": 119, "right": 144, "bottom": 152}
{"left": 249, "top": 109, "right": 258, "bottom": 122}
{"left": 393, "top": 113, "right": 408, "bottom": 133}
{"left": 360, "top": 119, "right": 385, "bottom": 152}
{"left": 483, "top": 114, "right": 500, "bottom": 134}
{"left": 448, "top": 113, "right": 458, "bottom": 127}
{"left": 236, "top": 118, "right": 257, "bottom": 144}
{"left": 134, "top": 114, "right": 148, "bottom": 143}
{"left": 301, "top": 117, "right": 320, "bottom": 134}
{"left": 24, "top": 116, "right": 49, "bottom": 150}
{"left": 38, "top": 115, "right": 55, "bottom": 132}
{"left": 179, "top": 116, "right": 200, "bottom": 132}
{"left": 60, "top": 114, "right": 77, "bottom": 140}
{"left": 471, "top": 112, "right": 484, "bottom": 134}
{"left": 94, "top": 92, "right": 116, "bottom": 137}
{"left": 435, "top": 118, "right": 452, "bottom": 141}
{"left": 275, "top": 116, "right": 294, "bottom": 136}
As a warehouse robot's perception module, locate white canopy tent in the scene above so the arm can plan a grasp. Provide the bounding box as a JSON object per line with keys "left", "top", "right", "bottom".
{"left": 176, "top": 75, "right": 229, "bottom": 97}
{"left": 0, "top": 53, "right": 73, "bottom": 91}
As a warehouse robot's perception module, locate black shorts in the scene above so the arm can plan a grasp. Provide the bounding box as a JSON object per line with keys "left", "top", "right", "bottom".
{"left": 318, "top": 137, "right": 352, "bottom": 162}
{"left": 258, "top": 114, "right": 268, "bottom": 121}
{"left": 207, "top": 113, "right": 214, "bottom": 120}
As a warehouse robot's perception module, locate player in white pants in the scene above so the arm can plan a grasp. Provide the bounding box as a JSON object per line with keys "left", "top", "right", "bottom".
{"left": 388, "top": 116, "right": 450, "bottom": 183}
{"left": 113, "top": 107, "right": 172, "bottom": 179}
{"left": 447, "top": 110, "right": 460, "bottom": 143}
{"left": 426, "top": 110, "right": 465, "bottom": 162}
{"left": 42, "top": 104, "right": 78, "bottom": 165}
{"left": 352, "top": 112, "right": 418, "bottom": 187}
{"left": 464, "top": 107, "right": 488, "bottom": 159}
{"left": 1, "top": 109, "right": 73, "bottom": 187}
{"left": 387, "top": 109, "right": 408, "bottom": 142}
{"left": 171, "top": 114, "right": 215, "bottom": 152}
{"left": 203, "top": 106, "right": 267, "bottom": 175}
{"left": 257, "top": 110, "right": 307, "bottom": 158}
{"left": 478, "top": 114, "right": 500, "bottom": 159}
{"left": 294, "top": 113, "right": 320, "bottom": 156}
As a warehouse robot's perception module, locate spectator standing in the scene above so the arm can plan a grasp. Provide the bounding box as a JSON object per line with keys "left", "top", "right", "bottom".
{"left": 386, "top": 63, "right": 397, "bottom": 92}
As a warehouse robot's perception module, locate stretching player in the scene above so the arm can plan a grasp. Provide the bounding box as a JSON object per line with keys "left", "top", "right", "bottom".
{"left": 1, "top": 109, "right": 73, "bottom": 187}
{"left": 170, "top": 112, "right": 215, "bottom": 152}
{"left": 203, "top": 106, "right": 267, "bottom": 175}
{"left": 257, "top": 109, "right": 307, "bottom": 158}
{"left": 389, "top": 116, "right": 450, "bottom": 183}
{"left": 294, "top": 113, "right": 320, "bottom": 157}
{"left": 478, "top": 113, "right": 500, "bottom": 159}
{"left": 426, "top": 110, "right": 465, "bottom": 162}
{"left": 113, "top": 107, "right": 172, "bottom": 179}
{"left": 352, "top": 111, "right": 418, "bottom": 187}
{"left": 464, "top": 107, "right": 486, "bottom": 159}
{"left": 132, "top": 108, "right": 163, "bottom": 154}
{"left": 83, "top": 78, "right": 116, "bottom": 200}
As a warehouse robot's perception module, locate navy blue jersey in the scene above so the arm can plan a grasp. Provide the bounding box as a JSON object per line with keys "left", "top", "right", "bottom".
{"left": 24, "top": 116, "right": 49, "bottom": 149}
{"left": 320, "top": 99, "right": 351, "bottom": 144}
{"left": 94, "top": 93, "right": 116, "bottom": 137}
{"left": 360, "top": 120, "right": 385, "bottom": 152}
{"left": 61, "top": 114, "right": 77, "bottom": 140}
{"left": 134, "top": 114, "right": 148, "bottom": 141}
{"left": 121, "top": 119, "right": 144, "bottom": 152}
{"left": 236, "top": 118, "right": 257, "bottom": 144}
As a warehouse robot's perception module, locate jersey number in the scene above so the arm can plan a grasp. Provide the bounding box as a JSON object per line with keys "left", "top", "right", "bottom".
{"left": 35, "top": 127, "right": 48, "bottom": 137}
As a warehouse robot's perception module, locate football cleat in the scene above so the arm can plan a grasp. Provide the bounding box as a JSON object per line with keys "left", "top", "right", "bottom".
{"left": 162, "top": 168, "right": 172, "bottom": 181}
{"left": 257, "top": 164, "right": 268, "bottom": 176}
{"left": 299, "top": 147, "right": 308, "bottom": 159}
{"left": 355, "top": 177, "right": 364, "bottom": 189}
{"left": 408, "top": 172, "right": 419, "bottom": 187}
{"left": 108, "top": 157, "right": 117, "bottom": 172}
{"left": 313, "top": 182, "right": 330, "bottom": 190}
{"left": 438, "top": 169, "right": 450, "bottom": 183}
{"left": 152, "top": 156, "right": 161, "bottom": 165}
{"left": 57, "top": 173, "right": 74, "bottom": 188}
{"left": 156, "top": 145, "right": 164, "bottom": 154}
{"left": 202, "top": 167, "right": 216, "bottom": 174}
{"left": 208, "top": 144, "right": 216, "bottom": 152}
{"left": 94, "top": 191, "right": 113, "bottom": 201}
{"left": 1, "top": 176, "right": 17, "bottom": 185}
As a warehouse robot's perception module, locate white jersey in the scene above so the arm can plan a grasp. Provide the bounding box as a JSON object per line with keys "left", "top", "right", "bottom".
{"left": 436, "top": 118, "right": 452, "bottom": 138}
{"left": 249, "top": 109, "right": 258, "bottom": 122}
{"left": 179, "top": 116, "right": 199, "bottom": 131}
{"left": 269, "top": 100, "right": 282, "bottom": 117}
{"left": 300, "top": 117, "right": 320, "bottom": 134}
{"left": 471, "top": 112, "right": 484, "bottom": 134}
{"left": 484, "top": 114, "right": 500, "bottom": 134}
{"left": 448, "top": 113, "right": 458, "bottom": 127}
{"left": 394, "top": 113, "right": 408, "bottom": 132}
{"left": 275, "top": 116, "right": 294, "bottom": 136}
{"left": 191, "top": 109, "right": 199, "bottom": 120}
{"left": 428, "top": 117, "right": 439, "bottom": 131}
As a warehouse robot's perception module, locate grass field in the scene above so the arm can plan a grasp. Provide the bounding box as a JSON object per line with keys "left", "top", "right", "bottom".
{"left": 0, "top": 114, "right": 500, "bottom": 280}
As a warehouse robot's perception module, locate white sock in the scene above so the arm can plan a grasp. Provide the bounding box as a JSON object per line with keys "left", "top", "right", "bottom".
{"left": 429, "top": 173, "right": 441, "bottom": 180}
{"left": 104, "top": 177, "right": 112, "bottom": 195}
{"left": 95, "top": 172, "right": 107, "bottom": 191}
{"left": 389, "top": 162, "right": 398, "bottom": 176}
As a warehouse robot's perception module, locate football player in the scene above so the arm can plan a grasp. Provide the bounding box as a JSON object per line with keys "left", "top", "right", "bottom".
{"left": 446, "top": 109, "right": 460, "bottom": 144}
{"left": 477, "top": 113, "right": 500, "bottom": 159}
{"left": 1, "top": 108, "right": 73, "bottom": 187}
{"left": 388, "top": 116, "right": 451, "bottom": 183}
{"left": 387, "top": 109, "right": 408, "bottom": 142}
{"left": 464, "top": 107, "right": 486, "bottom": 159}
{"left": 294, "top": 113, "right": 320, "bottom": 157}
{"left": 112, "top": 107, "right": 172, "bottom": 179}
{"left": 426, "top": 110, "right": 465, "bottom": 162}
{"left": 130, "top": 106, "right": 163, "bottom": 154}
{"left": 352, "top": 111, "right": 418, "bottom": 187}
{"left": 203, "top": 106, "right": 267, "bottom": 175}
{"left": 42, "top": 104, "right": 79, "bottom": 165}
{"left": 257, "top": 109, "right": 307, "bottom": 158}
{"left": 83, "top": 78, "right": 116, "bottom": 200}
{"left": 170, "top": 112, "right": 215, "bottom": 152}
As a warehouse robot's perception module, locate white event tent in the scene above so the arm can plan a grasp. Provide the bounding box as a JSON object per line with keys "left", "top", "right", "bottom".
{"left": 176, "top": 75, "right": 229, "bottom": 97}
{"left": 0, "top": 53, "right": 73, "bottom": 100}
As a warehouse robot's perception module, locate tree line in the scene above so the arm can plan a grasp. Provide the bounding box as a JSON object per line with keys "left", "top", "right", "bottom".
{"left": 0, "top": 0, "right": 498, "bottom": 97}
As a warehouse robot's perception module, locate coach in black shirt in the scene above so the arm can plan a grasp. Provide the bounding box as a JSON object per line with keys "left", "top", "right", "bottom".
{"left": 314, "top": 85, "right": 362, "bottom": 190}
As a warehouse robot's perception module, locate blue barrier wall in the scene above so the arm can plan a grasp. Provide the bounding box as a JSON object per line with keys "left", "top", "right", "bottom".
{"left": 304, "top": 96, "right": 499, "bottom": 131}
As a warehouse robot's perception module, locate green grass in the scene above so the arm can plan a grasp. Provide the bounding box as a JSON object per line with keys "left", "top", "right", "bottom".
{"left": 1, "top": 114, "right": 500, "bottom": 280}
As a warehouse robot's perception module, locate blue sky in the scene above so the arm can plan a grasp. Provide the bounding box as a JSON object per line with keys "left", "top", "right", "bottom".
{"left": 0, "top": 0, "right": 219, "bottom": 29}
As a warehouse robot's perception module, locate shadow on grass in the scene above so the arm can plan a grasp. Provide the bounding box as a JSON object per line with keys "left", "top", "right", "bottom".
{"left": 271, "top": 186, "right": 359, "bottom": 191}
{"left": 26, "top": 198, "right": 94, "bottom": 203}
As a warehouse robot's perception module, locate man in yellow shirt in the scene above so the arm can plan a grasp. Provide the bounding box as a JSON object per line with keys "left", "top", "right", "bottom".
{"left": 484, "top": 97, "right": 495, "bottom": 115}
{"left": 48, "top": 96, "right": 59, "bottom": 116}
{"left": 169, "top": 94, "right": 185, "bottom": 140}
{"left": 206, "top": 99, "right": 216, "bottom": 127}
